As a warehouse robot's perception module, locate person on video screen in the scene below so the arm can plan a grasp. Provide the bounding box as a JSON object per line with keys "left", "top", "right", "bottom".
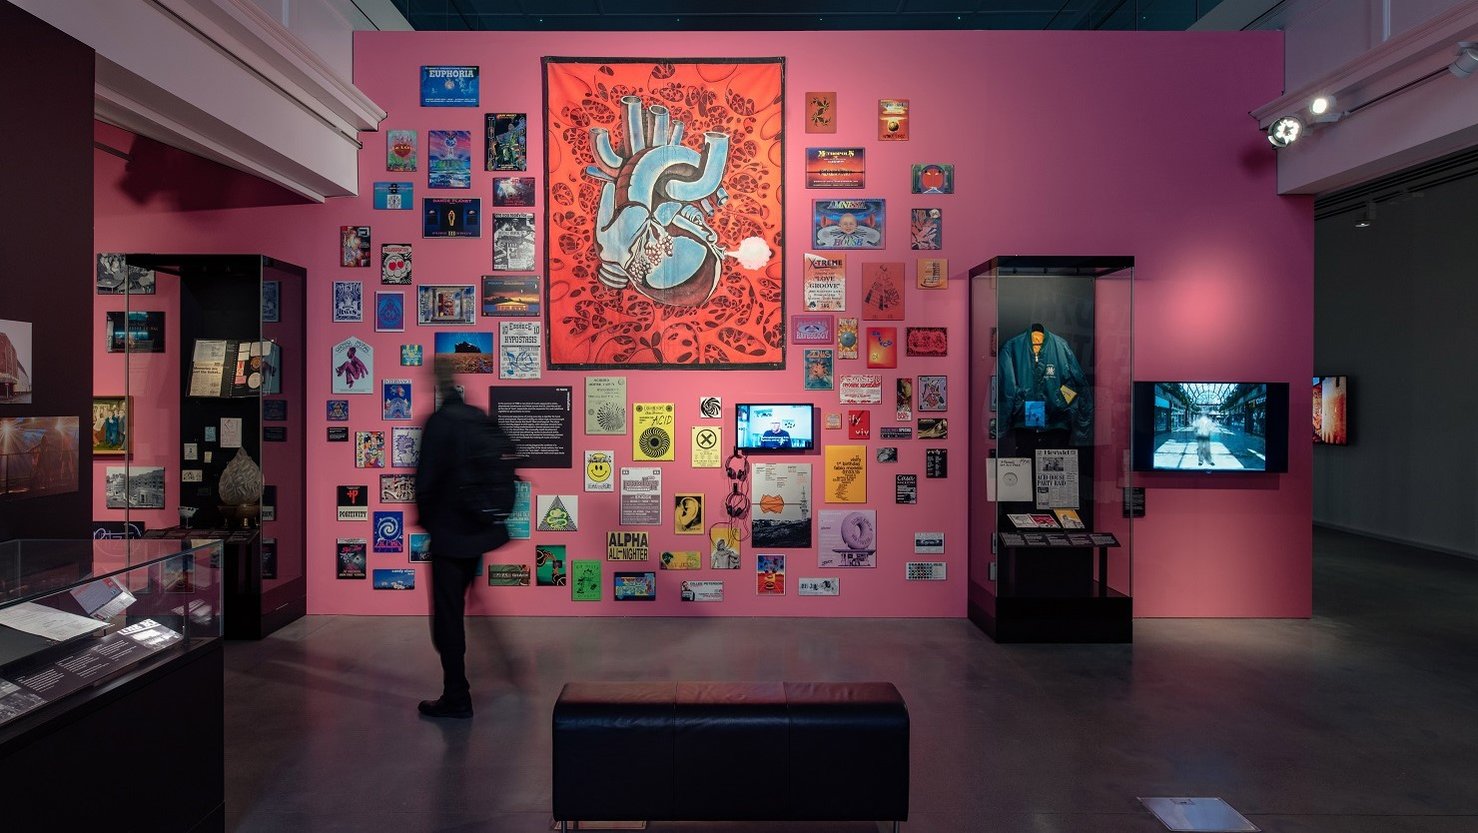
{"left": 761, "top": 420, "right": 792, "bottom": 448}
{"left": 1195, "top": 412, "right": 1216, "bottom": 466}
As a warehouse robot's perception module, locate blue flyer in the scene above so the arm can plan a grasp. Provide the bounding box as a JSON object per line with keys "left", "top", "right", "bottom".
{"left": 373, "top": 511, "right": 404, "bottom": 554}
{"left": 372, "top": 181, "right": 414, "bottom": 210}
{"left": 506, "top": 480, "right": 531, "bottom": 540}
{"left": 427, "top": 130, "right": 472, "bottom": 189}
{"left": 372, "top": 568, "right": 416, "bottom": 590}
{"left": 419, "top": 65, "right": 479, "bottom": 107}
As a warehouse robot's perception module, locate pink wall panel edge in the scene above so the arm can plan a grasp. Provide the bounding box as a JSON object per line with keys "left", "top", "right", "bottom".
{"left": 93, "top": 29, "right": 1310, "bottom": 618}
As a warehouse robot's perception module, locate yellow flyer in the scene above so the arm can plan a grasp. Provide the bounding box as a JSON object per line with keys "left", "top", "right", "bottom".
{"left": 632, "top": 402, "right": 675, "bottom": 461}
{"left": 824, "top": 444, "right": 867, "bottom": 503}
{"left": 691, "top": 425, "right": 722, "bottom": 468}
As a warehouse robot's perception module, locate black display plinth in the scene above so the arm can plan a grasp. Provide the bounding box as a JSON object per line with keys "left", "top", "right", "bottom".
{"left": 0, "top": 638, "right": 224, "bottom": 832}
{"left": 970, "top": 587, "right": 1133, "bottom": 643}
{"left": 974, "top": 535, "right": 1133, "bottom": 643}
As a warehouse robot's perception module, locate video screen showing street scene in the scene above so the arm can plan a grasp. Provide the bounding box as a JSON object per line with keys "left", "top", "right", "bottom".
{"left": 1148, "top": 383, "right": 1269, "bottom": 471}
{"left": 1312, "top": 375, "right": 1348, "bottom": 445}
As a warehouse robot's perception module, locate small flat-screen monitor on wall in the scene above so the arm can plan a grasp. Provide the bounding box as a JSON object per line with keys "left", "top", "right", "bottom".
{"left": 1132, "top": 382, "right": 1289, "bottom": 472}
{"left": 1312, "top": 375, "right": 1348, "bottom": 445}
{"left": 735, "top": 403, "right": 817, "bottom": 452}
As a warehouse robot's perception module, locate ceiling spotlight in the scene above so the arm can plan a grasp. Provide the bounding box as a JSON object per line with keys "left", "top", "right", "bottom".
{"left": 1354, "top": 202, "right": 1376, "bottom": 228}
{"left": 1268, "top": 115, "right": 1303, "bottom": 148}
{"left": 1310, "top": 96, "right": 1333, "bottom": 115}
{"left": 1450, "top": 42, "right": 1478, "bottom": 78}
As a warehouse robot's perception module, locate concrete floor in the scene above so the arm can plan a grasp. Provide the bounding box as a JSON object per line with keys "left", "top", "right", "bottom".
{"left": 224, "top": 528, "right": 1478, "bottom": 833}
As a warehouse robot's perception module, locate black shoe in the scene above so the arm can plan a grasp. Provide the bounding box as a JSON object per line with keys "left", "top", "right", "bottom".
{"left": 418, "top": 697, "right": 474, "bottom": 719}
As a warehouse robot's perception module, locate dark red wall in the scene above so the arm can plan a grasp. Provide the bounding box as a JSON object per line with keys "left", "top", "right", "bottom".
{"left": 0, "top": 2, "right": 95, "bottom": 539}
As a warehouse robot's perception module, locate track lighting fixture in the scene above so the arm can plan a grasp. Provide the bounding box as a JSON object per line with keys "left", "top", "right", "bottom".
{"left": 1450, "top": 42, "right": 1478, "bottom": 78}
{"left": 1267, "top": 115, "right": 1303, "bottom": 148}
{"left": 1354, "top": 202, "right": 1376, "bottom": 229}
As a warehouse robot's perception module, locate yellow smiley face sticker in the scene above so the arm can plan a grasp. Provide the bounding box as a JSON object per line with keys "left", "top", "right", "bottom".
{"left": 586, "top": 452, "right": 613, "bottom": 484}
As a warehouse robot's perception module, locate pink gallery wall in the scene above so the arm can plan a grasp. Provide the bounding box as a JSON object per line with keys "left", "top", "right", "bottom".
{"left": 93, "top": 28, "right": 1312, "bottom": 618}
{"left": 91, "top": 278, "right": 181, "bottom": 531}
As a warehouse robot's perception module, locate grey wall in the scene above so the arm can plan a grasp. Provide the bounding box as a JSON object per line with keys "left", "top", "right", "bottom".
{"left": 1314, "top": 174, "right": 1478, "bottom": 557}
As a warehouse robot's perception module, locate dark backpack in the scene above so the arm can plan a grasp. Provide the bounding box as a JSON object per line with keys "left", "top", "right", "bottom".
{"left": 457, "top": 415, "right": 520, "bottom": 531}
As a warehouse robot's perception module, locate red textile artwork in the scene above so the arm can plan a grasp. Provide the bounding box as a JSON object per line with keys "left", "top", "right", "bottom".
{"left": 544, "top": 58, "right": 785, "bottom": 368}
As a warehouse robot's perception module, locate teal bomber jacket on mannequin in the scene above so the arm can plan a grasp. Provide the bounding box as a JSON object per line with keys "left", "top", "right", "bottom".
{"left": 997, "top": 326, "right": 1094, "bottom": 445}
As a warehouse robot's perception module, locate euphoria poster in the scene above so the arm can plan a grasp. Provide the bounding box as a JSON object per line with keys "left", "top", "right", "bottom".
{"left": 544, "top": 58, "right": 784, "bottom": 369}
{"left": 420, "top": 65, "right": 479, "bottom": 107}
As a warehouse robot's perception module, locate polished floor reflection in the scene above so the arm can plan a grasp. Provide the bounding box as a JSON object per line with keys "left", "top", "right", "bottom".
{"left": 225, "top": 529, "right": 1478, "bottom": 833}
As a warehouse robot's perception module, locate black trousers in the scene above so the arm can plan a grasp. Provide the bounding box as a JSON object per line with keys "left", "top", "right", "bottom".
{"left": 430, "top": 555, "right": 479, "bottom": 701}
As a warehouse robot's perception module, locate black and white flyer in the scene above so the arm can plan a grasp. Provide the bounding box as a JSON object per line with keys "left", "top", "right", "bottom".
{"left": 1034, "top": 448, "right": 1079, "bottom": 509}
{"left": 619, "top": 467, "right": 662, "bottom": 526}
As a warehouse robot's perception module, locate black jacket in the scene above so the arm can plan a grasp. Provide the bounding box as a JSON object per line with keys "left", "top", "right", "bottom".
{"left": 415, "top": 392, "right": 510, "bottom": 558}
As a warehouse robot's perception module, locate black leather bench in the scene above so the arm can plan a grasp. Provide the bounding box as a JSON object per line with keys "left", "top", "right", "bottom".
{"left": 552, "top": 681, "right": 909, "bottom": 831}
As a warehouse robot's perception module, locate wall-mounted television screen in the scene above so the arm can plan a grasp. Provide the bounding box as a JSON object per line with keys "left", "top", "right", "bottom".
{"left": 1312, "top": 375, "right": 1348, "bottom": 445}
{"left": 1132, "top": 382, "right": 1289, "bottom": 472}
{"left": 735, "top": 403, "right": 817, "bottom": 452}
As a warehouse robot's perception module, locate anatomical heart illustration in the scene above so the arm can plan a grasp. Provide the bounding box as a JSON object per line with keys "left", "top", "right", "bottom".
{"left": 544, "top": 58, "right": 785, "bottom": 369}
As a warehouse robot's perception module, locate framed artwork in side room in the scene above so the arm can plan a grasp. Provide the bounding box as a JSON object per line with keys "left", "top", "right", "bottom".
{"left": 92, "top": 396, "right": 129, "bottom": 457}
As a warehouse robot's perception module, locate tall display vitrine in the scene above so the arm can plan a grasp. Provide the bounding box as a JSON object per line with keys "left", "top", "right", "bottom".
{"left": 968, "top": 257, "right": 1134, "bottom": 642}
{"left": 118, "top": 254, "right": 306, "bottom": 639}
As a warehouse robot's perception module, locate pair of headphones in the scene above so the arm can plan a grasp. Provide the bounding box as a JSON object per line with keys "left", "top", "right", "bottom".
{"left": 725, "top": 482, "right": 749, "bottom": 519}
{"left": 724, "top": 447, "right": 750, "bottom": 519}
{"left": 724, "top": 447, "right": 748, "bottom": 482}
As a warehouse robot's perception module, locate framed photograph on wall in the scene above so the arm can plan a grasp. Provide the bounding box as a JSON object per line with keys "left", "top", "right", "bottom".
{"left": 105, "top": 466, "right": 165, "bottom": 509}
{"left": 92, "top": 396, "right": 129, "bottom": 457}
{"left": 0, "top": 319, "right": 33, "bottom": 404}
{"left": 105, "top": 311, "right": 166, "bottom": 353}
{"left": 96, "top": 253, "right": 155, "bottom": 295}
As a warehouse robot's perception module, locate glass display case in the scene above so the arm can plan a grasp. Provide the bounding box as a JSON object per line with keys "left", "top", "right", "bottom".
{"left": 113, "top": 254, "right": 307, "bottom": 639}
{"left": 968, "top": 257, "right": 1134, "bottom": 642}
{"left": 0, "top": 537, "right": 221, "bottom": 727}
{"left": 0, "top": 538, "right": 225, "bottom": 831}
